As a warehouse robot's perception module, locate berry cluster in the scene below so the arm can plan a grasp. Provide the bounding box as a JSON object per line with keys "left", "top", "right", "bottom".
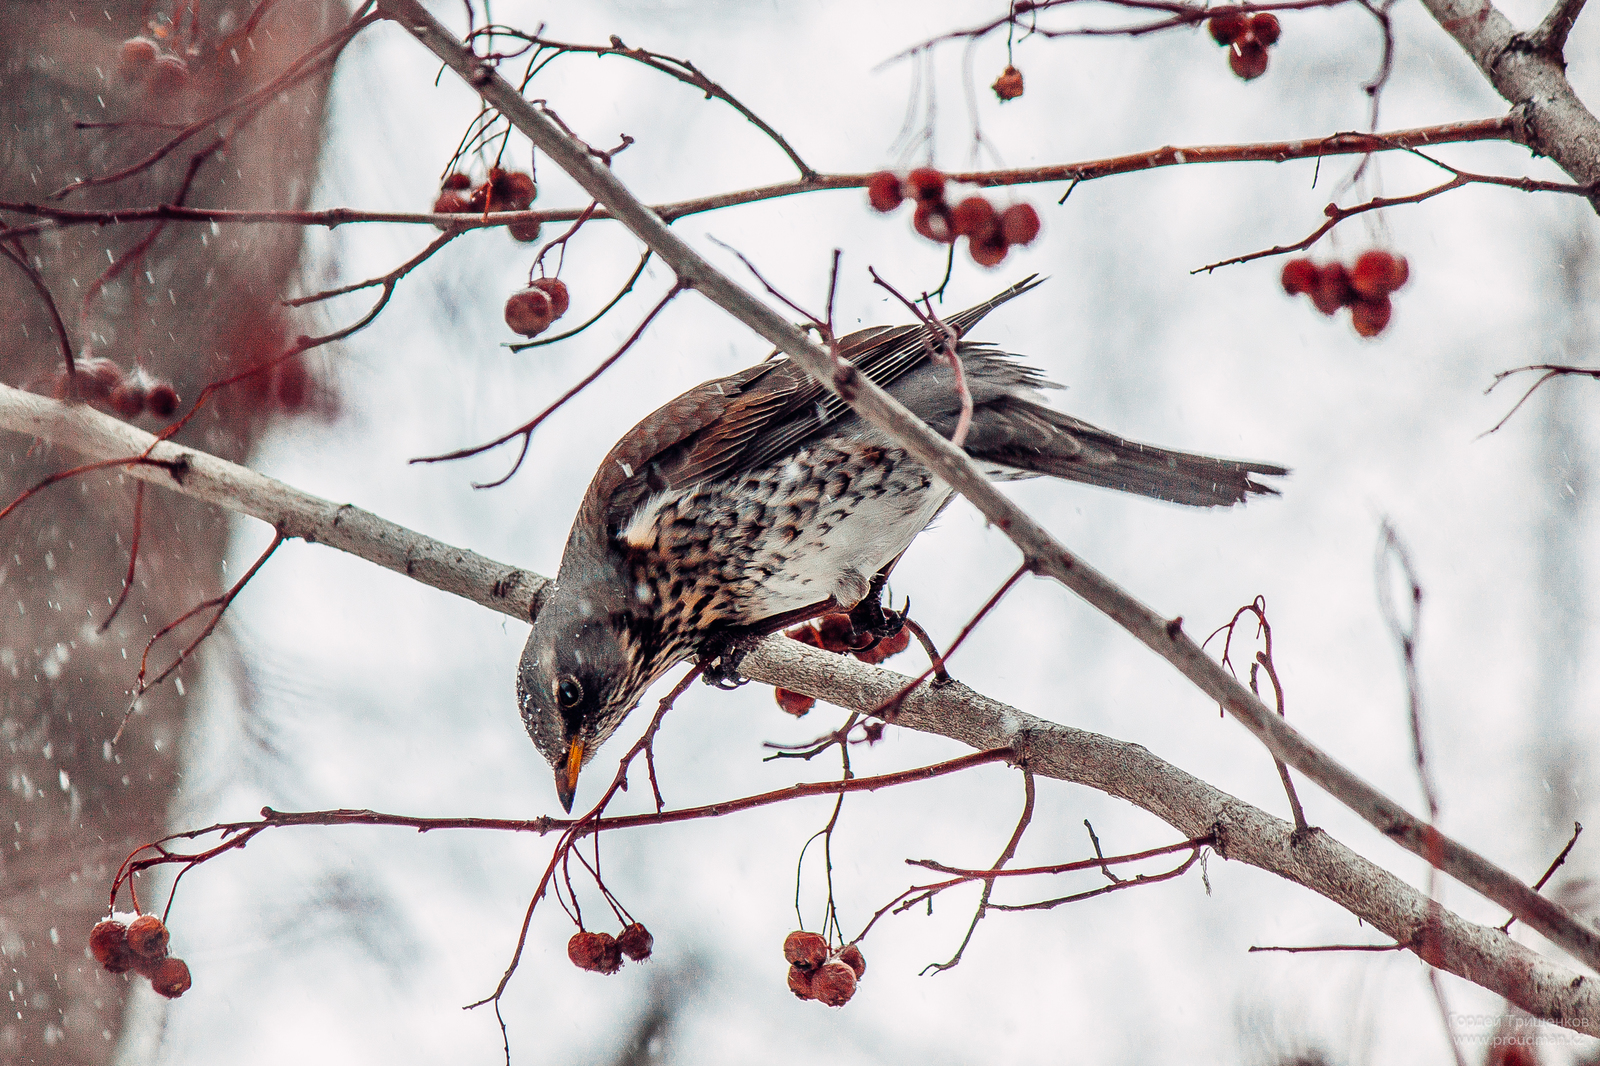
{"left": 784, "top": 931, "right": 866, "bottom": 1007}
{"left": 992, "top": 65, "right": 1024, "bottom": 101}
{"left": 867, "top": 169, "right": 1041, "bottom": 268}
{"left": 90, "top": 914, "right": 192, "bottom": 999}
{"left": 775, "top": 613, "right": 912, "bottom": 716}
{"left": 117, "top": 36, "right": 192, "bottom": 97}
{"left": 433, "top": 168, "right": 540, "bottom": 241}
{"left": 56, "top": 358, "right": 180, "bottom": 420}
{"left": 567, "top": 922, "right": 653, "bottom": 975}
{"left": 504, "top": 278, "right": 570, "bottom": 338}
{"left": 1208, "top": 11, "right": 1280, "bottom": 80}
{"left": 1280, "top": 250, "right": 1409, "bottom": 337}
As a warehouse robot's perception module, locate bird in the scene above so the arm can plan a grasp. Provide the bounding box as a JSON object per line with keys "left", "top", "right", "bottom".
{"left": 517, "top": 277, "right": 1286, "bottom": 811}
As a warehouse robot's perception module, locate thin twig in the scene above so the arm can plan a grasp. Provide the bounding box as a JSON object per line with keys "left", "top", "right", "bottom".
{"left": 922, "top": 770, "right": 1036, "bottom": 974}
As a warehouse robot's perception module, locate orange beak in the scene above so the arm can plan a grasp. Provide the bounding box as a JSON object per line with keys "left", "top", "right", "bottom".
{"left": 556, "top": 737, "right": 584, "bottom": 813}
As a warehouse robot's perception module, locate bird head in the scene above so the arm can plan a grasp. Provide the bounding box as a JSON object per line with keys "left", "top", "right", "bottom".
{"left": 517, "top": 583, "right": 657, "bottom": 812}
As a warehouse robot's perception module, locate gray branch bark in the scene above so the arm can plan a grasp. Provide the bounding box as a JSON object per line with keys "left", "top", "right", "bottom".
{"left": 4, "top": 382, "right": 1598, "bottom": 1034}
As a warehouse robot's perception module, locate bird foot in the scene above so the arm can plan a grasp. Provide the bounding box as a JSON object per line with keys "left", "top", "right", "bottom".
{"left": 698, "top": 638, "right": 749, "bottom": 690}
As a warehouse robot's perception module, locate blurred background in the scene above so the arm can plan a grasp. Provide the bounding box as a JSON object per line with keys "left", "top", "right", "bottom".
{"left": 6, "top": 0, "right": 1600, "bottom": 1062}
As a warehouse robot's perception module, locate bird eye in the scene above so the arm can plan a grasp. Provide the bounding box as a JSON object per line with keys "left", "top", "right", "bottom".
{"left": 556, "top": 677, "right": 583, "bottom": 709}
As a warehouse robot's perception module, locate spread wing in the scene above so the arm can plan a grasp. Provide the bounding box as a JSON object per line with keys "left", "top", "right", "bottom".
{"left": 582, "top": 277, "right": 1045, "bottom": 531}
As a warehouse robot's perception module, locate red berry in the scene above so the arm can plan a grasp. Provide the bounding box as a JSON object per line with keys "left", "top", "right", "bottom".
{"left": 109, "top": 382, "right": 147, "bottom": 418}
{"left": 1229, "top": 40, "right": 1269, "bottom": 80}
{"left": 442, "top": 172, "right": 473, "bottom": 191}
{"left": 867, "top": 171, "right": 905, "bottom": 213}
{"left": 815, "top": 613, "right": 859, "bottom": 652}
{"left": 1280, "top": 257, "right": 1317, "bottom": 295}
{"left": 490, "top": 169, "right": 537, "bottom": 211}
{"left": 999, "top": 202, "right": 1041, "bottom": 246}
{"left": 992, "top": 65, "right": 1024, "bottom": 101}
{"left": 508, "top": 219, "right": 542, "bottom": 242}
{"left": 89, "top": 919, "right": 134, "bottom": 974}
{"left": 1208, "top": 12, "right": 1248, "bottom": 44}
{"left": 1309, "top": 264, "right": 1352, "bottom": 316}
{"left": 617, "top": 922, "right": 654, "bottom": 961}
{"left": 969, "top": 234, "right": 1010, "bottom": 269}
{"left": 854, "top": 628, "right": 910, "bottom": 665}
{"left": 118, "top": 37, "right": 158, "bottom": 79}
{"left": 432, "top": 192, "right": 470, "bottom": 230}
{"left": 905, "top": 167, "right": 946, "bottom": 203}
{"left": 1350, "top": 250, "right": 1410, "bottom": 296}
{"left": 838, "top": 944, "right": 866, "bottom": 979}
{"left": 912, "top": 202, "right": 954, "bottom": 243}
{"left": 1350, "top": 294, "right": 1393, "bottom": 337}
{"left": 146, "top": 383, "right": 180, "bottom": 419}
{"left": 530, "top": 277, "right": 570, "bottom": 318}
{"left": 951, "top": 197, "right": 999, "bottom": 241}
{"left": 785, "top": 623, "right": 822, "bottom": 648}
{"left": 149, "top": 956, "right": 191, "bottom": 998}
{"left": 504, "top": 287, "right": 556, "bottom": 337}
{"left": 787, "top": 965, "right": 815, "bottom": 1000}
{"left": 775, "top": 688, "right": 815, "bottom": 716}
{"left": 810, "top": 960, "right": 858, "bottom": 1006}
{"left": 126, "top": 914, "right": 169, "bottom": 959}
{"left": 146, "top": 54, "right": 190, "bottom": 96}
{"left": 783, "top": 930, "right": 829, "bottom": 971}
{"left": 72, "top": 358, "right": 123, "bottom": 401}
{"left": 1250, "top": 13, "right": 1282, "bottom": 44}
{"left": 568, "top": 931, "right": 623, "bottom": 974}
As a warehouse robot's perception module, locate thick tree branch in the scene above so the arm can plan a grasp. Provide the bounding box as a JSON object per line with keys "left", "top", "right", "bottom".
{"left": 2, "top": 383, "right": 1597, "bottom": 1033}
{"left": 1418, "top": 0, "right": 1600, "bottom": 204}
{"left": 377, "top": 0, "right": 1600, "bottom": 975}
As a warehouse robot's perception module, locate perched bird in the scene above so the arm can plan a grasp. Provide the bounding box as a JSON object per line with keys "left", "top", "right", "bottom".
{"left": 518, "top": 278, "right": 1285, "bottom": 810}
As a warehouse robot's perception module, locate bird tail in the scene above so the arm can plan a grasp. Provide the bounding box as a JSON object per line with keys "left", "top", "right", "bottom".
{"left": 974, "top": 397, "right": 1287, "bottom": 508}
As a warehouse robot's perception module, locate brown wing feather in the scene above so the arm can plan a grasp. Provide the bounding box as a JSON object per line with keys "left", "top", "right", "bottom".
{"left": 585, "top": 277, "right": 1045, "bottom": 532}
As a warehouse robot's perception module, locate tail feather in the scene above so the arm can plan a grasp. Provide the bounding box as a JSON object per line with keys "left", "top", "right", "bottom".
{"left": 969, "top": 398, "right": 1286, "bottom": 508}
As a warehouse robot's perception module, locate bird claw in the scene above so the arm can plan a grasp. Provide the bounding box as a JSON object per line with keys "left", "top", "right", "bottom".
{"left": 847, "top": 591, "right": 906, "bottom": 643}
{"left": 698, "top": 643, "right": 749, "bottom": 690}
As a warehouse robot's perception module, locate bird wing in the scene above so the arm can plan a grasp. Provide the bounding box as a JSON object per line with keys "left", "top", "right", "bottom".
{"left": 588, "top": 277, "right": 1044, "bottom": 531}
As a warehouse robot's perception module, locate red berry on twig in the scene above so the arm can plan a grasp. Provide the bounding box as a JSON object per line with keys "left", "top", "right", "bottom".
{"left": 1229, "top": 40, "right": 1269, "bottom": 80}
{"left": 530, "top": 278, "right": 570, "bottom": 318}
{"left": 109, "top": 382, "right": 147, "bottom": 418}
{"left": 149, "top": 957, "right": 192, "bottom": 999}
{"left": 810, "top": 960, "right": 858, "bottom": 1006}
{"left": 951, "top": 197, "right": 999, "bottom": 241}
{"left": 838, "top": 944, "right": 867, "bottom": 979}
{"left": 912, "top": 202, "right": 955, "bottom": 244}
{"left": 854, "top": 628, "right": 910, "bottom": 665}
{"left": 118, "top": 37, "right": 159, "bottom": 79}
{"left": 775, "top": 688, "right": 815, "bottom": 716}
{"left": 1309, "top": 263, "right": 1352, "bottom": 316}
{"left": 1350, "top": 250, "right": 1409, "bottom": 297}
{"left": 442, "top": 172, "right": 472, "bottom": 191}
{"left": 906, "top": 168, "right": 946, "bottom": 203}
{"left": 505, "top": 287, "right": 556, "bottom": 338}
{"left": 787, "top": 965, "right": 815, "bottom": 1000}
{"left": 1350, "top": 295, "right": 1393, "bottom": 337}
{"left": 783, "top": 930, "right": 829, "bottom": 971}
{"left": 1280, "top": 258, "right": 1317, "bottom": 296}
{"left": 146, "top": 383, "right": 180, "bottom": 419}
{"left": 1208, "top": 12, "right": 1248, "bottom": 44}
{"left": 126, "top": 914, "right": 169, "bottom": 959}
{"left": 89, "top": 919, "right": 134, "bottom": 974}
{"left": 867, "top": 172, "right": 904, "bottom": 213}
{"left": 1249, "top": 12, "right": 1282, "bottom": 45}
{"left": 146, "top": 55, "right": 190, "bottom": 96}
{"left": 568, "top": 931, "right": 623, "bottom": 974}
{"left": 508, "top": 219, "right": 542, "bottom": 242}
{"left": 999, "top": 203, "right": 1041, "bottom": 246}
{"left": 969, "top": 234, "right": 1010, "bottom": 269}
{"left": 617, "top": 922, "right": 654, "bottom": 962}
{"left": 992, "top": 65, "right": 1024, "bottom": 101}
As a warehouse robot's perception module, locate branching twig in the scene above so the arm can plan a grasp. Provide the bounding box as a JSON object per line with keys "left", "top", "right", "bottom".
{"left": 922, "top": 770, "right": 1035, "bottom": 974}
{"left": 1480, "top": 363, "right": 1600, "bottom": 436}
